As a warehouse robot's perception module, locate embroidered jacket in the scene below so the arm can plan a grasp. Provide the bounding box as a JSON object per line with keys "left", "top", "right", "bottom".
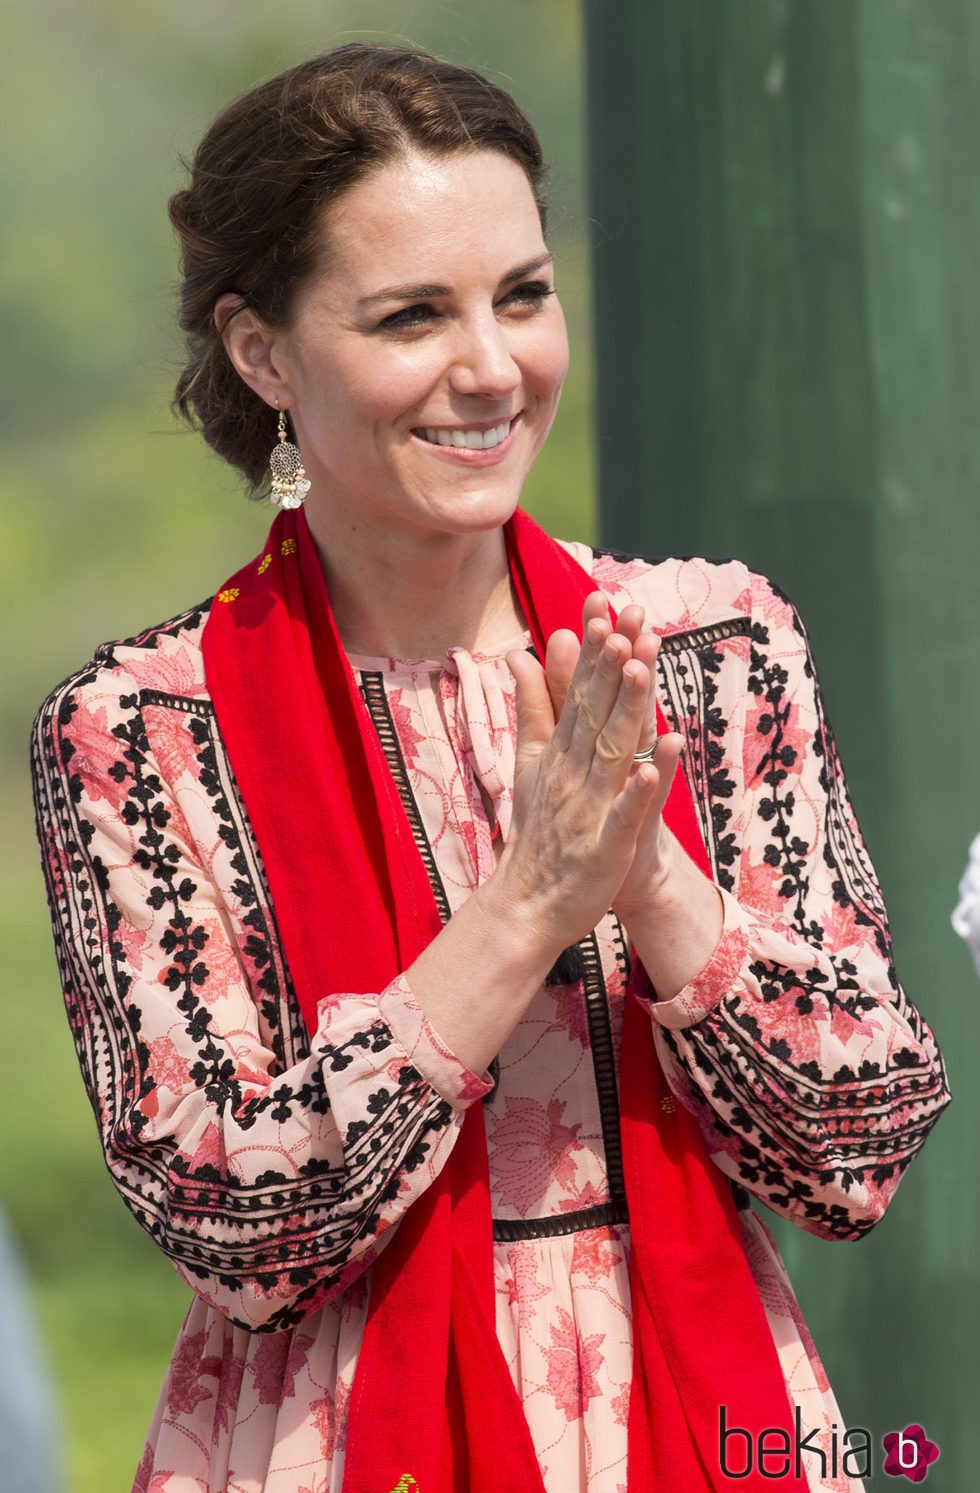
{"left": 32, "top": 545, "right": 950, "bottom": 1493}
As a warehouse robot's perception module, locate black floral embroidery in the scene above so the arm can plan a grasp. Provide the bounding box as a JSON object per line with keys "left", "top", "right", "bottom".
{"left": 32, "top": 611, "right": 468, "bottom": 1332}
{"left": 591, "top": 549, "right": 948, "bottom": 1242}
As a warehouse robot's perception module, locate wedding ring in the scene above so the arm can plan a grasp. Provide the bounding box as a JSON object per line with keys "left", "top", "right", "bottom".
{"left": 632, "top": 741, "right": 659, "bottom": 764}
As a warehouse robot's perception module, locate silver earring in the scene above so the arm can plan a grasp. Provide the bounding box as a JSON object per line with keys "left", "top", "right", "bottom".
{"left": 269, "top": 408, "right": 310, "bottom": 509}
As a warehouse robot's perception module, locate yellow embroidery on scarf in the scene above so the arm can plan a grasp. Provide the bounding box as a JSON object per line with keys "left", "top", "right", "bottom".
{"left": 660, "top": 1095, "right": 676, "bottom": 1114}
{"left": 217, "top": 587, "right": 240, "bottom": 604}
{"left": 388, "top": 1478, "right": 418, "bottom": 1492}
{"left": 257, "top": 553, "right": 272, "bottom": 575}
{"left": 281, "top": 537, "right": 298, "bottom": 557}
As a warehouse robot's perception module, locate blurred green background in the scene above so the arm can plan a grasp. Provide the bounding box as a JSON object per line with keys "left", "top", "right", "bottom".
{"left": 585, "top": 5, "right": 979, "bottom": 1487}
{"left": 2, "top": 3, "right": 592, "bottom": 1489}
{"left": 4, "top": 1, "right": 975, "bottom": 1489}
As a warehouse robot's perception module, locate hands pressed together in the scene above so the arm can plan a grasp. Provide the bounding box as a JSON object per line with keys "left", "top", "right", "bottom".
{"left": 409, "top": 592, "right": 724, "bottom": 1075}
{"left": 503, "top": 591, "right": 689, "bottom": 956}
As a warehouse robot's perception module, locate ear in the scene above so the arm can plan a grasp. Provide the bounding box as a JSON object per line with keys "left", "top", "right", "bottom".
{"left": 214, "top": 293, "right": 294, "bottom": 409}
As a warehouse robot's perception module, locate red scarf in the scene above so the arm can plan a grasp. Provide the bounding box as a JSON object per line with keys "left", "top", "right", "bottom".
{"left": 203, "top": 508, "right": 806, "bottom": 1491}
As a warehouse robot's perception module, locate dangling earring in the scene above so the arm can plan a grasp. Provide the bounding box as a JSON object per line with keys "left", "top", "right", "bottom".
{"left": 269, "top": 407, "right": 310, "bottom": 509}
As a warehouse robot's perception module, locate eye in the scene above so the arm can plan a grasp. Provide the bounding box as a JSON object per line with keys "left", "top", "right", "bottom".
{"left": 499, "top": 280, "right": 555, "bottom": 311}
{"left": 377, "top": 302, "right": 439, "bottom": 334}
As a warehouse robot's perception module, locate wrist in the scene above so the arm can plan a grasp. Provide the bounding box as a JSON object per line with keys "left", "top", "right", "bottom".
{"left": 612, "top": 830, "right": 679, "bottom": 930}
{"left": 480, "top": 848, "right": 570, "bottom": 973}
{"left": 406, "top": 862, "right": 567, "bottom": 1076}
{"left": 638, "top": 888, "right": 750, "bottom": 1029}
{"left": 615, "top": 850, "right": 725, "bottom": 1002}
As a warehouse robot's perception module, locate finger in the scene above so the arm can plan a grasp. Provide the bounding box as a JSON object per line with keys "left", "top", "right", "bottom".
{"left": 569, "top": 591, "right": 616, "bottom": 695}
{"left": 614, "top": 603, "right": 645, "bottom": 645}
{"left": 608, "top": 618, "right": 661, "bottom": 758}
{"left": 629, "top": 627, "right": 661, "bottom": 674}
{"left": 580, "top": 655, "right": 653, "bottom": 789}
{"left": 583, "top": 591, "right": 613, "bottom": 629}
{"left": 636, "top": 732, "right": 685, "bottom": 823}
{"left": 551, "top": 613, "right": 613, "bottom": 753}
{"left": 565, "top": 632, "right": 636, "bottom": 772}
{"left": 544, "top": 628, "right": 581, "bottom": 722}
{"left": 609, "top": 729, "right": 683, "bottom": 838}
{"left": 596, "top": 758, "right": 661, "bottom": 861}
{"left": 506, "top": 648, "right": 558, "bottom": 778}
{"left": 627, "top": 630, "right": 661, "bottom": 754}
{"left": 612, "top": 733, "right": 686, "bottom": 892}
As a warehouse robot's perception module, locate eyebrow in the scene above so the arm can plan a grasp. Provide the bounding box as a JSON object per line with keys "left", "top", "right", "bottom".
{"left": 357, "top": 253, "right": 555, "bottom": 308}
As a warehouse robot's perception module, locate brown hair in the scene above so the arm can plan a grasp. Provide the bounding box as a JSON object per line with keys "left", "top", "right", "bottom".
{"left": 169, "top": 43, "right": 547, "bottom": 491}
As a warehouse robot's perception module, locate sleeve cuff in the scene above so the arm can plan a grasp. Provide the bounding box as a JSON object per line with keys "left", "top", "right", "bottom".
{"left": 374, "top": 973, "right": 494, "bottom": 1110}
{"left": 635, "top": 886, "right": 752, "bottom": 1030}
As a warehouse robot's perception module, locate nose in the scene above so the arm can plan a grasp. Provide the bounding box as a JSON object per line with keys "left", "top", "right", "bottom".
{"left": 448, "top": 312, "right": 521, "bottom": 400}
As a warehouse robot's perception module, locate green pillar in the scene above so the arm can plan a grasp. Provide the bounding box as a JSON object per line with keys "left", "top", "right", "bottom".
{"left": 586, "top": 1, "right": 979, "bottom": 1480}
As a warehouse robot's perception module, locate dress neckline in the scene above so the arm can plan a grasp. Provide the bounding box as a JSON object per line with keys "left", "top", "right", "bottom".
{"left": 344, "top": 630, "right": 533, "bottom": 678}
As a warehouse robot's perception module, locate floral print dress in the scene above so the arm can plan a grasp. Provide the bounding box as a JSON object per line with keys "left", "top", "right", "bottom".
{"left": 32, "top": 543, "right": 950, "bottom": 1493}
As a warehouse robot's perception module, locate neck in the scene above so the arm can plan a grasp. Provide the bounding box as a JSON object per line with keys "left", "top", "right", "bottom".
{"left": 303, "top": 509, "right": 526, "bottom": 658}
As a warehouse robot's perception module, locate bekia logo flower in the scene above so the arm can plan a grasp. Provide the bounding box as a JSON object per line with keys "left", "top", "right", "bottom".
{"left": 882, "top": 1424, "right": 940, "bottom": 1481}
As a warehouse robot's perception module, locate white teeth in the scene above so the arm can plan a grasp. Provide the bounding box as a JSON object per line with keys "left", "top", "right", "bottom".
{"left": 420, "top": 420, "right": 511, "bottom": 450}
{"left": 481, "top": 421, "right": 511, "bottom": 448}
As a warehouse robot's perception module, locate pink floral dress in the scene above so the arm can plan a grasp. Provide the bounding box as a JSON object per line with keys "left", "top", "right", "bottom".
{"left": 32, "top": 543, "right": 949, "bottom": 1493}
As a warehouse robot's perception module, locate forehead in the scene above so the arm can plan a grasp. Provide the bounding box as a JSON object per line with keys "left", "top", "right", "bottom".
{"left": 316, "top": 148, "right": 546, "bottom": 290}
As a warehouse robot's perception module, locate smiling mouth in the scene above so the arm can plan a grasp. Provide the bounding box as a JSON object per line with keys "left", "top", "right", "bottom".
{"left": 413, "top": 417, "right": 516, "bottom": 450}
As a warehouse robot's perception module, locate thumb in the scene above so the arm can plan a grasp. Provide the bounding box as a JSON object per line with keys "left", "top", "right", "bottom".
{"left": 506, "top": 647, "right": 557, "bottom": 777}
{"left": 544, "top": 627, "right": 580, "bottom": 722}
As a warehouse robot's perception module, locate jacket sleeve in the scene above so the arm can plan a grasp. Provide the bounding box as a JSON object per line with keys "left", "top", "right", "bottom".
{"left": 635, "top": 571, "right": 950, "bottom": 1240}
{"left": 31, "top": 661, "right": 489, "bottom": 1332}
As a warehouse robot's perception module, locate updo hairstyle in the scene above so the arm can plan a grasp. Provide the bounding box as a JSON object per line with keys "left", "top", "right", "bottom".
{"left": 169, "top": 44, "right": 547, "bottom": 491}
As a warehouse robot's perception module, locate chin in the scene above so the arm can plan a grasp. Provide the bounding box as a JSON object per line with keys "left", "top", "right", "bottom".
{"left": 414, "top": 480, "right": 525, "bottom": 538}
{"left": 440, "top": 492, "right": 524, "bottom": 537}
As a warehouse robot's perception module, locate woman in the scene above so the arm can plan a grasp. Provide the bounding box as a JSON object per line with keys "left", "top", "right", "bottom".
{"left": 32, "top": 44, "right": 949, "bottom": 1493}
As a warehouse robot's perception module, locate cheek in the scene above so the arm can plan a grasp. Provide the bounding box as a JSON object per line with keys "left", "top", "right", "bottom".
{"left": 531, "top": 321, "right": 570, "bottom": 397}
{"left": 343, "top": 346, "right": 446, "bottom": 429}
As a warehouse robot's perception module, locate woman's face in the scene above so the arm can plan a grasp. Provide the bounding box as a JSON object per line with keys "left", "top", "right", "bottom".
{"left": 265, "top": 148, "right": 569, "bottom": 544}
